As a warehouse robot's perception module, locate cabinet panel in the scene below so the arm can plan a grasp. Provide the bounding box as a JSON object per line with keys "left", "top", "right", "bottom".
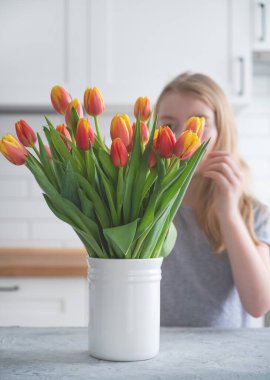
{"left": 88, "top": 0, "right": 251, "bottom": 105}
{"left": 0, "top": 277, "right": 88, "bottom": 327}
{"left": 0, "top": 0, "right": 88, "bottom": 107}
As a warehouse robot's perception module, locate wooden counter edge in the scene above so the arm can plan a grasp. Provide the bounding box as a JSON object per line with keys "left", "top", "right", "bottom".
{"left": 0, "top": 247, "right": 88, "bottom": 277}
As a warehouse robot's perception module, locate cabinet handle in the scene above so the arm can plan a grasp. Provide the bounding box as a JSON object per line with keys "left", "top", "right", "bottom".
{"left": 259, "top": 2, "right": 266, "bottom": 42}
{"left": 238, "top": 57, "right": 245, "bottom": 96}
{"left": 0, "top": 285, "right": 20, "bottom": 292}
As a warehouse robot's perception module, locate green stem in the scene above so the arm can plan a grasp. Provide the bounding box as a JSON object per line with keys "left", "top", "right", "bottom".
{"left": 32, "top": 145, "right": 40, "bottom": 158}
{"left": 167, "top": 155, "right": 179, "bottom": 173}
{"left": 94, "top": 116, "right": 107, "bottom": 150}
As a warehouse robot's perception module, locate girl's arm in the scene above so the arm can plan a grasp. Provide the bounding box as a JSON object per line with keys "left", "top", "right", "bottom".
{"left": 203, "top": 151, "right": 270, "bottom": 318}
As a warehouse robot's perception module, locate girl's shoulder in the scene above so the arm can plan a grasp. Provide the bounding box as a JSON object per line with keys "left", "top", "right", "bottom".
{"left": 250, "top": 196, "right": 270, "bottom": 247}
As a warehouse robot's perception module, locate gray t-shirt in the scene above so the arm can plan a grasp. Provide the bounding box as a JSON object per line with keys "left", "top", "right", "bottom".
{"left": 160, "top": 200, "right": 270, "bottom": 327}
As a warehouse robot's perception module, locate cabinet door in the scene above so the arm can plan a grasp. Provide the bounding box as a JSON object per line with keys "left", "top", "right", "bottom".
{"left": 88, "top": 0, "right": 251, "bottom": 105}
{"left": 0, "top": 277, "right": 88, "bottom": 327}
{"left": 0, "top": 0, "right": 87, "bottom": 108}
{"left": 252, "top": 0, "right": 270, "bottom": 51}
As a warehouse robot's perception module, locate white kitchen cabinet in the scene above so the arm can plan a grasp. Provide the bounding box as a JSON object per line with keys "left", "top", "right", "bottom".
{"left": 0, "top": 0, "right": 251, "bottom": 107}
{"left": 252, "top": 0, "right": 270, "bottom": 51}
{"left": 0, "top": 0, "right": 88, "bottom": 108}
{"left": 89, "top": 0, "right": 251, "bottom": 105}
{"left": 0, "top": 277, "right": 88, "bottom": 327}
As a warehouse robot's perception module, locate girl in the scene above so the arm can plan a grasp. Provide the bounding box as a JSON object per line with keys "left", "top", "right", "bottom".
{"left": 157, "top": 72, "right": 270, "bottom": 327}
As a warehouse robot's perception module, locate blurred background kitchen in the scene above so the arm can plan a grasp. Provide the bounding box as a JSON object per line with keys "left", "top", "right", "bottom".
{"left": 0, "top": 0, "right": 270, "bottom": 328}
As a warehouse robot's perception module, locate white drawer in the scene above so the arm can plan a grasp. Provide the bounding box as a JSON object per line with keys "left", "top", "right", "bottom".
{"left": 0, "top": 277, "right": 89, "bottom": 327}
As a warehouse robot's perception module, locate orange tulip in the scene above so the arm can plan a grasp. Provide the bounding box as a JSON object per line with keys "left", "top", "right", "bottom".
{"left": 0, "top": 133, "right": 28, "bottom": 165}
{"left": 65, "top": 99, "right": 84, "bottom": 126}
{"left": 75, "top": 118, "right": 95, "bottom": 150}
{"left": 155, "top": 126, "right": 176, "bottom": 158}
{"left": 134, "top": 96, "right": 152, "bottom": 121}
{"left": 84, "top": 87, "right": 104, "bottom": 116}
{"left": 15, "top": 120, "right": 37, "bottom": 147}
{"left": 110, "top": 138, "right": 128, "bottom": 167}
{"left": 56, "top": 124, "right": 72, "bottom": 150}
{"left": 183, "top": 116, "right": 205, "bottom": 139}
{"left": 110, "top": 114, "right": 132, "bottom": 148}
{"left": 131, "top": 121, "right": 149, "bottom": 145}
{"left": 50, "top": 85, "right": 72, "bottom": 115}
{"left": 174, "top": 130, "right": 201, "bottom": 160}
{"left": 147, "top": 129, "right": 159, "bottom": 168}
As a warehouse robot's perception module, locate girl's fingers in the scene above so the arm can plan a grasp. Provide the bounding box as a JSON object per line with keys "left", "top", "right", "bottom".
{"left": 204, "top": 170, "right": 231, "bottom": 188}
{"left": 204, "top": 162, "right": 238, "bottom": 186}
{"left": 203, "top": 155, "right": 242, "bottom": 181}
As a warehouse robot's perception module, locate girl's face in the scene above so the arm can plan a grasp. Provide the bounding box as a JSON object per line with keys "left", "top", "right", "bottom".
{"left": 157, "top": 91, "right": 218, "bottom": 168}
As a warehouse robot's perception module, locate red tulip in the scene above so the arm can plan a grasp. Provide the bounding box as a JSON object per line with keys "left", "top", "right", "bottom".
{"left": 155, "top": 126, "right": 176, "bottom": 158}
{"left": 65, "top": 99, "right": 84, "bottom": 126}
{"left": 50, "top": 85, "right": 72, "bottom": 115}
{"left": 15, "top": 120, "right": 37, "bottom": 147}
{"left": 0, "top": 133, "right": 28, "bottom": 165}
{"left": 134, "top": 96, "right": 152, "bottom": 121}
{"left": 84, "top": 87, "right": 104, "bottom": 116}
{"left": 110, "top": 138, "right": 128, "bottom": 167}
{"left": 75, "top": 118, "right": 95, "bottom": 150}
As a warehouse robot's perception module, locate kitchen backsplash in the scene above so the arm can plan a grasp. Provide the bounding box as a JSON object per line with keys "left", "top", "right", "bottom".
{"left": 1, "top": 76, "right": 270, "bottom": 248}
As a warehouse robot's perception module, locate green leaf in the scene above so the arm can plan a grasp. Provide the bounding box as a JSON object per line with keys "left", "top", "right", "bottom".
{"left": 103, "top": 219, "right": 139, "bottom": 259}
{"left": 157, "top": 221, "right": 177, "bottom": 258}
{"left": 122, "top": 114, "right": 142, "bottom": 223}
{"left": 60, "top": 160, "right": 80, "bottom": 208}
{"left": 78, "top": 187, "right": 96, "bottom": 220}
{"left": 130, "top": 114, "right": 158, "bottom": 221}
{"left": 36, "top": 133, "right": 60, "bottom": 190}
{"left": 43, "top": 193, "right": 108, "bottom": 258}
{"left": 70, "top": 106, "right": 80, "bottom": 136}
{"left": 139, "top": 208, "right": 171, "bottom": 259}
{"left": 96, "top": 148, "right": 118, "bottom": 184}
{"left": 43, "top": 126, "right": 65, "bottom": 181}
{"left": 75, "top": 172, "right": 111, "bottom": 228}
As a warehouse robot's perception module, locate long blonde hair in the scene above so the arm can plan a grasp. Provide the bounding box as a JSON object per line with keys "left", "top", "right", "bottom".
{"left": 156, "top": 72, "right": 266, "bottom": 255}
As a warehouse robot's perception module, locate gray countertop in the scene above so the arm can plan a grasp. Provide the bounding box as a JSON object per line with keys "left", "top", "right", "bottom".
{"left": 0, "top": 327, "right": 270, "bottom": 379}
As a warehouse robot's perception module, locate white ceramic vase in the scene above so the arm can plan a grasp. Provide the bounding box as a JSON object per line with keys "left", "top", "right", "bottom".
{"left": 87, "top": 257, "right": 163, "bottom": 361}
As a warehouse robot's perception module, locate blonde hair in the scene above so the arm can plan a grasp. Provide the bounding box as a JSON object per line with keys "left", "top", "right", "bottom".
{"left": 156, "top": 72, "right": 266, "bottom": 255}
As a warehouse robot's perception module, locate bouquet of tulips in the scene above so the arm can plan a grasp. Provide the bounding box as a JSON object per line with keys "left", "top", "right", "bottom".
{"left": 0, "top": 85, "right": 209, "bottom": 259}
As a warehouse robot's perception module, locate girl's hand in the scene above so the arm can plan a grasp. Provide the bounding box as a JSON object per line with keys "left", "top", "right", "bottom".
{"left": 200, "top": 151, "right": 245, "bottom": 220}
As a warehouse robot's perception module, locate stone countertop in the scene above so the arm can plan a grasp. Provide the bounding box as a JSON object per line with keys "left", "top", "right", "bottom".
{"left": 0, "top": 327, "right": 270, "bottom": 379}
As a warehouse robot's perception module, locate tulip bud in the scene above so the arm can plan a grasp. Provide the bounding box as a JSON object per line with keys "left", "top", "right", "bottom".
{"left": 84, "top": 86, "right": 104, "bottom": 116}
{"left": 134, "top": 96, "right": 152, "bottom": 121}
{"left": 75, "top": 118, "right": 95, "bottom": 151}
{"left": 50, "top": 85, "right": 72, "bottom": 115}
{"left": 0, "top": 133, "right": 28, "bottom": 165}
{"left": 110, "top": 114, "right": 132, "bottom": 148}
{"left": 110, "top": 138, "right": 128, "bottom": 167}
{"left": 131, "top": 121, "right": 149, "bottom": 145}
{"left": 56, "top": 124, "right": 72, "bottom": 150}
{"left": 147, "top": 129, "right": 159, "bottom": 169}
{"left": 155, "top": 126, "right": 176, "bottom": 159}
{"left": 174, "top": 130, "right": 201, "bottom": 160}
{"left": 65, "top": 99, "right": 84, "bottom": 126}
{"left": 44, "top": 144, "right": 52, "bottom": 159}
{"left": 183, "top": 116, "right": 205, "bottom": 139}
{"left": 15, "top": 120, "right": 37, "bottom": 147}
